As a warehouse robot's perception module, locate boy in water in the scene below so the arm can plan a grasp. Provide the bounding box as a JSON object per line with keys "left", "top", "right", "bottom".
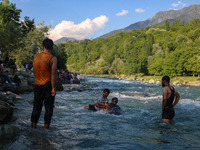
{"left": 162, "top": 76, "right": 180, "bottom": 123}
{"left": 84, "top": 89, "right": 110, "bottom": 111}
{"left": 107, "top": 97, "right": 121, "bottom": 115}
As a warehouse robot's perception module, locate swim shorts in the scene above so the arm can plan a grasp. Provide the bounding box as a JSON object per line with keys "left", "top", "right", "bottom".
{"left": 162, "top": 107, "right": 175, "bottom": 120}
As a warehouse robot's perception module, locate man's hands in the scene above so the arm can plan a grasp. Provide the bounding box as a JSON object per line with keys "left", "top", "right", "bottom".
{"left": 51, "top": 88, "right": 56, "bottom": 96}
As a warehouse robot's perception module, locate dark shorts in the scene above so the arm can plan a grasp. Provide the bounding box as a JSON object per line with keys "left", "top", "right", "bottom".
{"left": 162, "top": 107, "right": 175, "bottom": 120}
{"left": 88, "top": 105, "right": 97, "bottom": 112}
{"left": 31, "top": 81, "right": 55, "bottom": 125}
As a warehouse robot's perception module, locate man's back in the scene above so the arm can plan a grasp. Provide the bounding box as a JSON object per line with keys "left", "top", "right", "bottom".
{"left": 33, "top": 53, "right": 54, "bottom": 85}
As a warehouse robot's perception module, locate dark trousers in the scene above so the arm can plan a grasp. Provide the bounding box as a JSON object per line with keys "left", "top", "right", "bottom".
{"left": 31, "top": 81, "right": 55, "bottom": 125}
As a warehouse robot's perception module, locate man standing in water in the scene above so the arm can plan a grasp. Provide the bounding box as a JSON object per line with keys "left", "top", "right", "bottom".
{"left": 31, "top": 39, "right": 57, "bottom": 129}
{"left": 162, "top": 76, "right": 180, "bottom": 123}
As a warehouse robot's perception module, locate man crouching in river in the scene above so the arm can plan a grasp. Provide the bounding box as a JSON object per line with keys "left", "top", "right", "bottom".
{"left": 162, "top": 76, "right": 180, "bottom": 124}
{"left": 31, "top": 39, "right": 57, "bottom": 129}
{"left": 84, "top": 89, "right": 110, "bottom": 111}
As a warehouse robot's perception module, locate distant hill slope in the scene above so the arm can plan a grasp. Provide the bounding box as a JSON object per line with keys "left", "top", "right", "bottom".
{"left": 99, "top": 4, "right": 200, "bottom": 38}
{"left": 54, "top": 37, "right": 77, "bottom": 44}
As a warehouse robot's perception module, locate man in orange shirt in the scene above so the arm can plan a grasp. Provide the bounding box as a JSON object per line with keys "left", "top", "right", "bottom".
{"left": 31, "top": 39, "right": 57, "bottom": 129}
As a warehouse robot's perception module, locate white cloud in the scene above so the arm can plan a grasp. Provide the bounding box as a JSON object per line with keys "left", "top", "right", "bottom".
{"left": 116, "top": 10, "right": 128, "bottom": 16}
{"left": 172, "top": 1, "right": 186, "bottom": 7}
{"left": 49, "top": 15, "right": 109, "bottom": 41}
{"left": 135, "top": 8, "right": 145, "bottom": 13}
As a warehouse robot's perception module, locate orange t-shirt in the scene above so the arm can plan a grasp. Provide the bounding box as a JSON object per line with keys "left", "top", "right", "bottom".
{"left": 33, "top": 53, "right": 54, "bottom": 85}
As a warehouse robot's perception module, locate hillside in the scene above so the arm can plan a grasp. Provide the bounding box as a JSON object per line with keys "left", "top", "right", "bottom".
{"left": 54, "top": 37, "right": 77, "bottom": 44}
{"left": 99, "top": 4, "right": 200, "bottom": 38}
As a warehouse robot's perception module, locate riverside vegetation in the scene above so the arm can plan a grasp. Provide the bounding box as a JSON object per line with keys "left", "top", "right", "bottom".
{"left": 1, "top": 0, "right": 200, "bottom": 83}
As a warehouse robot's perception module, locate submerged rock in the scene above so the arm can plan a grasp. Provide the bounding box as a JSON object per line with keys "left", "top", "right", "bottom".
{"left": 0, "top": 124, "right": 18, "bottom": 137}
{"left": 0, "top": 101, "right": 13, "bottom": 124}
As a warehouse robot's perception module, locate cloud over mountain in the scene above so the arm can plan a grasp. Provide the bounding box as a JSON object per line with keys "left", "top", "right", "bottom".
{"left": 172, "top": 1, "right": 186, "bottom": 7}
{"left": 49, "top": 15, "right": 109, "bottom": 41}
{"left": 135, "top": 8, "right": 145, "bottom": 13}
{"left": 116, "top": 10, "right": 128, "bottom": 16}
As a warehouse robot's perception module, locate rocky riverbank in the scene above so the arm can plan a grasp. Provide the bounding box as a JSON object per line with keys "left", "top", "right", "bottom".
{"left": 83, "top": 74, "right": 200, "bottom": 86}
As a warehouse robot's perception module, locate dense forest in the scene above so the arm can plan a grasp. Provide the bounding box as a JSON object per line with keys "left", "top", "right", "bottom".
{"left": 58, "top": 19, "right": 200, "bottom": 77}
{"left": 1, "top": 0, "right": 199, "bottom": 77}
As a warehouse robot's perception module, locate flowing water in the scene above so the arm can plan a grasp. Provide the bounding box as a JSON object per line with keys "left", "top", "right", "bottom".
{"left": 1, "top": 77, "right": 200, "bottom": 150}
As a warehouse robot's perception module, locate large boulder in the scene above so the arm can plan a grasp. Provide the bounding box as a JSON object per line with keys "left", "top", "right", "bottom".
{"left": 0, "top": 83, "right": 18, "bottom": 94}
{"left": 19, "top": 69, "right": 31, "bottom": 77}
{"left": 18, "top": 81, "right": 33, "bottom": 94}
{"left": 173, "top": 81, "right": 182, "bottom": 85}
{"left": 156, "top": 80, "right": 161, "bottom": 84}
{"left": 149, "top": 79, "right": 155, "bottom": 84}
{"left": 27, "top": 77, "right": 35, "bottom": 86}
{"left": 0, "top": 100, "right": 13, "bottom": 124}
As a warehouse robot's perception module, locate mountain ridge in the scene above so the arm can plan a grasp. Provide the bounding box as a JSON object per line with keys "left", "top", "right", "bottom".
{"left": 99, "top": 4, "right": 200, "bottom": 38}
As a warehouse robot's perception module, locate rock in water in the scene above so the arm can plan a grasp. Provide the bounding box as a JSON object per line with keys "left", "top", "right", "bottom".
{"left": 0, "top": 101, "right": 13, "bottom": 124}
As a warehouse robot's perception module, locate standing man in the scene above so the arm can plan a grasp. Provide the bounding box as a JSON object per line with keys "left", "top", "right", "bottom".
{"left": 162, "top": 76, "right": 180, "bottom": 123}
{"left": 31, "top": 39, "right": 57, "bottom": 129}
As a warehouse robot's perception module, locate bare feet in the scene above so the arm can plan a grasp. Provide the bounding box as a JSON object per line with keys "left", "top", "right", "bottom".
{"left": 44, "top": 124, "right": 49, "bottom": 129}
{"left": 31, "top": 122, "right": 37, "bottom": 128}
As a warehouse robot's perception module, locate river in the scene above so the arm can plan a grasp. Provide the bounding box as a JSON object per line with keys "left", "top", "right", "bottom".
{"left": 1, "top": 76, "right": 200, "bottom": 150}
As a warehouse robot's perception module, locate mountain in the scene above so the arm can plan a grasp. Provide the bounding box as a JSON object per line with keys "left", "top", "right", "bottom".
{"left": 99, "top": 4, "right": 200, "bottom": 38}
{"left": 54, "top": 37, "right": 77, "bottom": 44}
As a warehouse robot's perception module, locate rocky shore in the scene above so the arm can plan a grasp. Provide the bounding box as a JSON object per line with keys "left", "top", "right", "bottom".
{"left": 0, "top": 69, "right": 98, "bottom": 131}
{"left": 0, "top": 68, "right": 64, "bottom": 134}
{"left": 83, "top": 74, "right": 200, "bottom": 86}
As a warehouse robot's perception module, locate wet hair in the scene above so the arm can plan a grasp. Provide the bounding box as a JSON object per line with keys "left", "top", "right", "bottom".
{"left": 112, "top": 97, "right": 118, "bottom": 104}
{"left": 103, "top": 88, "right": 110, "bottom": 94}
{"left": 42, "top": 39, "right": 53, "bottom": 50}
{"left": 162, "top": 76, "right": 170, "bottom": 83}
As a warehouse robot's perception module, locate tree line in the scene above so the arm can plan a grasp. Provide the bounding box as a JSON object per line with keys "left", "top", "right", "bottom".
{"left": 58, "top": 19, "right": 200, "bottom": 77}
{"left": 1, "top": 0, "right": 199, "bottom": 77}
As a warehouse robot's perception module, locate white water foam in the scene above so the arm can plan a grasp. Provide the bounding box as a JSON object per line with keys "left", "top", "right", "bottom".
{"left": 179, "top": 98, "right": 200, "bottom": 108}
{"left": 110, "top": 92, "right": 162, "bottom": 101}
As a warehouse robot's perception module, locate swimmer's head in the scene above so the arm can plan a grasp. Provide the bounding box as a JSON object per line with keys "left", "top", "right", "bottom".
{"left": 103, "top": 89, "right": 110, "bottom": 98}
{"left": 162, "top": 76, "right": 170, "bottom": 87}
{"left": 111, "top": 97, "right": 118, "bottom": 104}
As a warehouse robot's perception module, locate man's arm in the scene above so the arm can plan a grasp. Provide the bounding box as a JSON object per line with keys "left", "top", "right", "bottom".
{"left": 162, "top": 87, "right": 168, "bottom": 112}
{"left": 50, "top": 57, "right": 57, "bottom": 96}
{"left": 172, "top": 89, "right": 180, "bottom": 107}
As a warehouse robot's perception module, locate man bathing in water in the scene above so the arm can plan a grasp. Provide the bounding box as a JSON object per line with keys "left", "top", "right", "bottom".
{"left": 31, "top": 39, "right": 57, "bottom": 129}
{"left": 84, "top": 89, "right": 110, "bottom": 110}
{"left": 84, "top": 89, "right": 121, "bottom": 115}
{"left": 107, "top": 97, "right": 121, "bottom": 115}
{"left": 162, "top": 76, "right": 180, "bottom": 123}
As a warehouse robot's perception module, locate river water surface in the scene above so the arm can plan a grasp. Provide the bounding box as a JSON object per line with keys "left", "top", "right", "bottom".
{"left": 1, "top": 77, "right": 200, "bottom": 150}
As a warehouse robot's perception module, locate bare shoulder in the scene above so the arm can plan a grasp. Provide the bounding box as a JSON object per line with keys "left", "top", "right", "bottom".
{"left": 51, "top": 56, "right": 57, "bottom": 63}
{"left": 163, "top": 86, "right": 168, "bottom": 92}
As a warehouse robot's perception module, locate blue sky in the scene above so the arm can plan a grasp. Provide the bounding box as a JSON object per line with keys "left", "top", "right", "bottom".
{"left": 9, "top": 0, "right": 200, "bottom": 41}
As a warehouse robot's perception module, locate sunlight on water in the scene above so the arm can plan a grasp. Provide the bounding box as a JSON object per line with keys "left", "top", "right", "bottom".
{"left": 1, "top": 77, "right": 200, "bottom": 150}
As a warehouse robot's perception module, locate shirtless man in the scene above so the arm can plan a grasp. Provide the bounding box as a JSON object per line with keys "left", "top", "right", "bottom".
{"left": 31, "top": 39, "right": 57, "bottom": 129}
{"left": 162, "top": 76, "right": 180, "bottom": 123}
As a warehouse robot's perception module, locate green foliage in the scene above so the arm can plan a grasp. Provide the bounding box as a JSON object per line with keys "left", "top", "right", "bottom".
{"left": 62, "top": 18, "right": 200, "bottom": 77}
{"left": 0, "top": 1, "right": 67, "bottom": 69}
